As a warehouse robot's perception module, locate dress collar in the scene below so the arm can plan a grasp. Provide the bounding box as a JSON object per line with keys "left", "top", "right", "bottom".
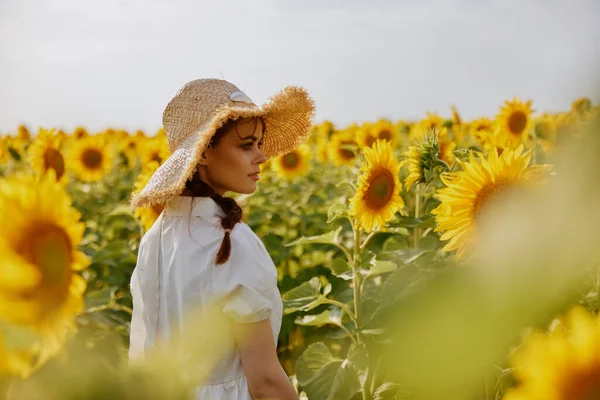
{"left": 165, "top": 196, "right": 225, "bottom": 218}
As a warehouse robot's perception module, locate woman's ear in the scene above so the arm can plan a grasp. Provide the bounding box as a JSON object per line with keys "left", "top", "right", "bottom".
{"left": 197, "top": 151, "right": 209, "bottom": 166}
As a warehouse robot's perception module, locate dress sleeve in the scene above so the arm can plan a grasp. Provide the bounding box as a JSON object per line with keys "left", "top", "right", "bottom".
{"left": 221, "top": 281, "right": 272, "bottom": 323}
{"left": 214, "top": 225, "right": 278, "bottom": 324}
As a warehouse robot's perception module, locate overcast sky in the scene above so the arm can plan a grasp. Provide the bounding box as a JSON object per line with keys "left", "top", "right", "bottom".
{"left": 1, "top": 0, "right": 599, "bottom": 134}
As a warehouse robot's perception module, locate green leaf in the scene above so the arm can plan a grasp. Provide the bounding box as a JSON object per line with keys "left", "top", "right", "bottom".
{"left": 295, "top": 308, "right": 342, "bottom": 327}
{"left": 368, "top": 260, "right": 398, "bottom": 277}
{"left": 285, "top": 226, "right": 343, "bottom": 247}
{"left": 383, "top": 227, "right": 409, "bottom": 236}
{"left": 327, "top": 203, "right": 350, "bottom": 224}
{"left": 347, "top": 342, "right": 370, "bottom": 386}
{"left": 327, "top": 257, "right": 353, "bottom": 280}
{"left": 295, "top": 342, "right": 360, "bottom": 400}
{"left": 382, "top": 236, "right": 408, "bottom": 252}
{"left": 8, "top": 147, "right": 21, "bottom": 161}
{"left": 282, "top": 277, "right": 332, "bottom": 314}
{"left": 106, "top": 205, "right": 134, "bottom": 217}
{"left": 424, "top": 197, "right": 442, "bottom": 214}
{"left": 418, "top": 235, "right": 440, "bottom": 251}
{"left": 373, "top": 382, "right": 402, "bottom": 400}
{"left": 84, "top": 286, "right": 118, "bottom": 309}
{"left": 393, "top": 216, "right": 436, "bottom": 229}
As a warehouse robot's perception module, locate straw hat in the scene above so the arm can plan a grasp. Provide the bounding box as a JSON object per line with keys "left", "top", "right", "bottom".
{"left": 131, "top": 78, "right": 315, "bottom": 210}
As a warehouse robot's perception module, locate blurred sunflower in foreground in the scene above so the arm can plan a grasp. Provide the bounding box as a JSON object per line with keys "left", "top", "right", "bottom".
{"left": 67, "top": 135, "right": 114, "bottom": 182}
{"left": 0, "top": 172, "right": 90, "bottom": 376}
{"left": 432, "top": 145, "right": 553, "bottom": 260}
{"left": 133, "top": 161, "right": 165, "bottom": 231}
{"left": 504, "top": 306, "right": 600, "bottom": 400}
{"left": 350, "top": 139, "right": 405, "bottom": 232}
{"left": 271, "top": 145, "right": 311, "bottom": 181}
{"left": 28, "top": 128, "right": 68, "bottom": 184}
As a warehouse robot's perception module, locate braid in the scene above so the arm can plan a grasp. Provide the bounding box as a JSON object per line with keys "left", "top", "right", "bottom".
{"left": 185, "top": 177, "right": 243, "bottom": 265}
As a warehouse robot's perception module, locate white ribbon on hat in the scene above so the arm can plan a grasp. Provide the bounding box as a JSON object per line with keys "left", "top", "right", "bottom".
{"left": 229, "top": 91, "right": 255, "bottom": 105}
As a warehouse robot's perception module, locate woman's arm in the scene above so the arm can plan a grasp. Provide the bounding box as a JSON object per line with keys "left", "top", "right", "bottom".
{"left": 234, "top": 319, "right": 299, "bottom": 400}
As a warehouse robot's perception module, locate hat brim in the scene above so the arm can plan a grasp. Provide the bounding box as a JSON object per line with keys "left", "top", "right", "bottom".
{"left": 130, "top": 86, "right": 315, "bottom": 210}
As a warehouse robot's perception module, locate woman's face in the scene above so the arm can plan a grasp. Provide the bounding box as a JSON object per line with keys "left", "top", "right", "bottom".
{"left": 197, "top": 117, "right": 267, "bottom": 195}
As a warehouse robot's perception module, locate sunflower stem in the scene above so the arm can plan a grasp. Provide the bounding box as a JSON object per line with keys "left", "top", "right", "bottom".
{"left": 352, "top": 219, "right": 364, "bottom": 344}
{"left": 360, "top": 230, "right": 379, "bottom": 251}
{"left": 323, "top": 299, "right": 358, "bottom": 328}
{"left": 414, "top": 184, "right": 421, "bottom": 248}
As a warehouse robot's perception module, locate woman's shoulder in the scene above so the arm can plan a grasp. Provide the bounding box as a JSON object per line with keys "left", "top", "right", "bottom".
{"left": 228, "top": 223, "right": 275, "bottom": 269}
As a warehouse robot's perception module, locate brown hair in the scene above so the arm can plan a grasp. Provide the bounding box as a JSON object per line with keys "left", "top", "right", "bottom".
{"left": 183, "top": 117, "right": 263, "bottom": 265}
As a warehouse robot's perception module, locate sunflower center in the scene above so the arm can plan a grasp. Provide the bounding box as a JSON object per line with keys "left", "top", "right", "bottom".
{"left": 363, "top": 169, "right": 395, "bottom": 210}
{"left": 43, "top": 148, "right": 65, "bottom": 179}
{"left": 17, "top": 222, "right": 73, "bottom": 304}
{"left": 82, "top": 148, "right": 103, "bottom": 169}
{"left": 378, "top": 130, "right": 392, "bottom": 141}
{"left": 563, "top": 365, "right": 600, "bottom": 400}
{"left": 127, "top": 142, "right": 136, "bottom": 150}
{"left": 282, "top": 152, "right": 300, "bottom": 169}
{"left": 338, "top": 141, "right": 356, "bottom": 160}
{"left": 151, "top": 152, "right": 162, "bottom": 163}
{"left": 366, "top": 136, "right": 376, "bottom": 148}
{"left": 472, "top": 180, "right": 511, "bottom": 218}
{"left": 507, "top": 111, "right": 527, "bottom": 135}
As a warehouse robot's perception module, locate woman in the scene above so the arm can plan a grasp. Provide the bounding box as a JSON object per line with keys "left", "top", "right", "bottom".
{"left": 128, "top": 78, "right": 315, "bottom": 399}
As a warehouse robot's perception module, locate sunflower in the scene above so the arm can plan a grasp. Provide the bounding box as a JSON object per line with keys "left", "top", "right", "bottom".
{"left": 411, "top": 112, "right": 445, "bottom": 139}
{"left": 68, "top": 135, "right": 114, "bottom": 182}
{"left": 141, "top": 135, "right": 170, "bottom": 166}
{"left": 315, "top": 135, "right": 330, "bottom": 164}
{"left": 350, "top": 139, "right": 405, "bottom": 232}
{"left": 571, "top": 97, "right": 593, "bottom": 119}
{"left": 17, "top": 125, "right": 31, "bottom": 143}
{"left": 438, "top": 127, "right": 457, "bottom": 168}
{"left": 329, "top": 130, "right": 359, "bottom": 167}
{"left": 371, "top": 120, "right": 400, "bottom": 148}
{"left": 504, "top": 306, "right": 600, "bottom": 400}
{"left": 395, "top": 120, "right": 412, "bottom": 136}
{"left": 120, "top": 135, "right": 141, "bottom": 166}
{"left": 0, "top": 323, "right": 40, "bottom": 377}
{"left": 470, "top": 117, "right": 495, "bottom": 144}
{"left": 271, "top": 145, "right": 311, "bottom": 180}
{"left": 72, "top": 126, "right": 88, "bottom": 140}
{"left": 133, "top": 161, "right": 164, "bottom": 231}
{"left": 0, "top": 136, "right": 8, "bottom": 165}
{"left": 400, "top": 131, "right": 448, "bottom": 191}
{"left": 0, "top": 173, "right": 90, "bottom": 374}
{"left": 534, "top": 115, "right": 557, "bottom": 154}
{"left": 451, "top": 105, "right": 462, "bottom": 127}
{"left": 431, "top": 145, "right": 552, "bottom": 260}
{"left": 28, "top": 128, "right": 68, "bottom": 184}
{"left": 357, "top": 127, "right": 378, "bottom": 150}
{"left": 496, "top": 98, "right": 535, "bottom": 148}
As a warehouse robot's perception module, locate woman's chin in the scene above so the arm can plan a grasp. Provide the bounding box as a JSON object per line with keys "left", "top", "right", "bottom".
{"left": 235, "top": 183, "right": 258, "bottom": 195}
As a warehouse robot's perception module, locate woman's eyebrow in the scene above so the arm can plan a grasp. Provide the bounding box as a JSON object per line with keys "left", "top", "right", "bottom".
{"left": 241, "top": 133, "right": 264, "bottom": 142}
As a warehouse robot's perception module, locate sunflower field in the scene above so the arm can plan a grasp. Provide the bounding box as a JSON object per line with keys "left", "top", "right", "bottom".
{"left": 1, "top": 97, "right": 600, "bottom": 400}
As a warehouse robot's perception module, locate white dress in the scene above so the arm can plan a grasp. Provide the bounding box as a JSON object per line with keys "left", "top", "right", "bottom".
{"left": 129, "top": 196, "right": 284, "bottom": 399}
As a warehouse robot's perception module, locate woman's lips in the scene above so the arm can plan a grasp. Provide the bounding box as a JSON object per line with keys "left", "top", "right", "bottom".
{"left": 249, "top": 174, "right": 260, "bottom": 181}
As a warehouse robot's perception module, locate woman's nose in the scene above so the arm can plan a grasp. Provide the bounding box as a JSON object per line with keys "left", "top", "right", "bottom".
{"left": 255, "top": 149, "right": 267, "bottom": 164}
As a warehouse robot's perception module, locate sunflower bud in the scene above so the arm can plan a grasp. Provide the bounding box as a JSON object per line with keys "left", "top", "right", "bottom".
{"left": 402, "top": 129, "right": 450, "bottom": 190}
